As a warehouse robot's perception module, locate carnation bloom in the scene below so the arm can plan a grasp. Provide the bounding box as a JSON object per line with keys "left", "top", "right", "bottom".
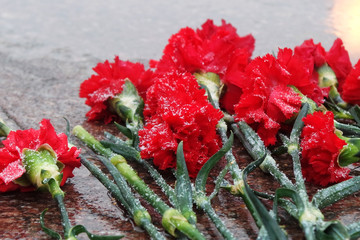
{"left": 234, "top": 54, "right": 302, "bottom": 146}
{"left": 294, "top": 38, "right": 352, "bottom": 92}
{"left": 0, "top": 119, "right": 81, "bottom": 192}
{"left": 150, "top": 19, "right": 255, "bottom": 113}
{"left": 325, "top": 38, "right": 352, "bottom": 91}
{"left": 294, "top": 38, "right": 327, "bottom": 68}
{"left": 277, "top": 48, "right": 327, "bottom": 105}
{"left": 300, "top": 111, "right": 350, "bottom": 186}
{"left": 139, "top": 71, "right": 223, "bottom": 177}
{"left": 341, "top": 59, "right": 360, "bottom": 105}
{"left": 80, "top": 56, "right": 153, "bottom": 123}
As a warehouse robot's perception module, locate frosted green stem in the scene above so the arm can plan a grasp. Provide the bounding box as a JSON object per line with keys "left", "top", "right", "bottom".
{"left": 73, "top": 126, "right": 205, "bottom": 240}
{"left": 195, "top": 194, "right": 235, "bottom": 240}
{"left": 231, "top": 122, "right": 295, "bottom": 190}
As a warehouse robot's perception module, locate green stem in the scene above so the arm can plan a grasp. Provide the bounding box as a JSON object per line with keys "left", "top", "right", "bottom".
{"left": 79, "top": 156, "right": 132, "bottom": 214}
{"left": 80, "top": 156, "right": 165, "bottom": 239}
{"left": 54, "top": 194, "right": 72, "bottom": 239}
{"left": 74, "top": 126, "right": 205, "bottom": 239}
{"left": 102, "top": 132, "right": 177, "bottom": 206}
{"left": 47, "top": 179, "right": 75, "bottom": 239}
{"left": 97, "top": 155, "right": 167, "bottom": 239}
{"left": 217, "top": 120, "right": 242, "bottom": 182}
{"left": 110, "top": 155, "right": 169, "bottom": 214}
{"left": 231, "top": 123, "right": 295, "bottom": 190}
{"left": 288, "top": 146, "right": 309, "bottom": 203}
{"left": 195, "top": 194, "right": 235, "bottom": 240}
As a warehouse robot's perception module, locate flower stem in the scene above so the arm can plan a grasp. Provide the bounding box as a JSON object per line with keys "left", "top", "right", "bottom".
{"left": 79, "top": 155, "right": 165, "bottom": 239}
{"left": 54, "top": 194, "right": 73, "bottom": 239}
{"left": 217, "top": 120, "right": 242, "bottom": 182}
{"left": 231, "top": 122, "right": 295, "bottom": 190}
{"left": 73, "top": 126, "right": 205, "bottom": 239}
{"left": 46, "top": 179, "right": 74, "bottom": 239}
{"left": 102, "top": 132, "right": 177, "bottom": 205}
{"left": 288, "top": 146, "right": 309, "bottom": 203}
{"left": 195, "top": 194, "right": 235, "bottom": 240}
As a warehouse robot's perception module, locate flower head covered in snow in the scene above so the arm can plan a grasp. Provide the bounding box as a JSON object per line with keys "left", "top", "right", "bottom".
{"left": 300, "top": 111, "right": 350, "bottom": 186}
{"left": 139, "top": 71, "right": 223, "bottom": 177}
{"left": 80, "top": 56, "right": 153, "bottom": 124}
{"left": 234, "top": 54, "right": 302, "bottom": 146}
{"left": 150, "top": 19, "right": 255, "bottom": 113}
{"left": 0, "top": 119, "right": 81, "bottom": 192}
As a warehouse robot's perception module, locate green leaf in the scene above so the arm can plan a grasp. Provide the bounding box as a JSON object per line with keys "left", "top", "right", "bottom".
{"left": 69, "top": 224, "right": 124, "bottom": 239}
{"left": 40, "top": 209, "right": 62, "bottom": 240}
{"left": 234, "top": 122, "right": 266, "bottom": 160}
{"left": 312, "top": 176, "right": 360, "bottom": 209}
{"left": 195, "top": 132, "right": 233, "bottom": 193}
{"left": 242, "top": 156, "right": 288, "bottom": 240}
{"left": 114, "top": 122, "right": 133, "bottom": 139}
{"left": 290, "top": 103, "right": 309, "bottom": 143}
{"left": 334, "top": 121, "right": 360, "bottom": 138}
{"left": 350, "top": 105, "right": 360, "bottom": 126}
{"left": 273, "top": 188, "right": 304, "bottom": 219}
{"left": 199, "top": 83, "right": 216, "bottom": 108}
{"left": 347, "top": 221, "right": 360, "bottom": 239}
{"left": 175, "top": 142, "right": 196, "bottom": 224}
{"left": 209, "top": 163, "right": 230, "bottom": 200}
{"left": 315, "top": 221, "right": 349, "bottom": 240}
{"left": 63, "top": 117, "right": 71, "bottom": 139}
{"left": 100, "top": 140, "right": 140, "bottom": 162}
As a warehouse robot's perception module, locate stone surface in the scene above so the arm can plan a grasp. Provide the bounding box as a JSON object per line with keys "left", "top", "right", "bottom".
{"left": 0, "top": 0, "right": 360, "bottom": 239}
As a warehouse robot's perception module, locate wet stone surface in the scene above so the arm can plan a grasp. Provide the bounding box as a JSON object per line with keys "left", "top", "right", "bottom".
{"left": 1, "top": 0, "right": 360, "bottom": 239}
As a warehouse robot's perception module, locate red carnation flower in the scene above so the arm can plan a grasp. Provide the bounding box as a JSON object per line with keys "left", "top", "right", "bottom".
{"left": 341, "top": 59, "right": 360, "bottom": 105}
{"left": 80, "top": 56, "right": 153, "bottom": 123}
{"left": 234, "top": 54, "right": 302, "bottom": 146}
{"left": 150, "top": 19, "right": 254, "bottom": 114}
{"left": 152, "top": 19, "right": 254, "bottom": 76}
{"left": 277, "top": 48, "right": 327, "bottom": 105}
{"left": 0, "top": 119, "right": 81, "bottom": 192}
{"left": 326, "top": 38, "right": 352, "bottom": 91}
{"left": 294, "top": 39, "right": 327, "bottom": 68}
{"left": 300, "top": 111, "right": 350, "bottom": 186}
{"left": 294, "top": 38, "right": 352, "bottom": 93}
{"left": 139, "top": 71, "right": 223, "bottom": 177}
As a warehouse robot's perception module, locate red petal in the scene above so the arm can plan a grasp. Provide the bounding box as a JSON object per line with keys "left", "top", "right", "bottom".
{"left": 0, "top": 160, "right": 25, "bottom": 184}
{"left": 326, "top": 38, "right": 352, "bottom": 91}
{"left": 341, "top": 59, "right": 360, "bottom": 105}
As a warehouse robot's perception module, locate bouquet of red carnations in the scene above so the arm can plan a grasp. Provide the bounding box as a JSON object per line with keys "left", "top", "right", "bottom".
{"left": 2, "top": 19, "right": 360, "bottom": 239}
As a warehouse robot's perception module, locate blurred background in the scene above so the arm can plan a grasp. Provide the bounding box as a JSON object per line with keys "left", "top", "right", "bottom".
{"left": 1, "top": 0, "right": 359, "bottom": 63}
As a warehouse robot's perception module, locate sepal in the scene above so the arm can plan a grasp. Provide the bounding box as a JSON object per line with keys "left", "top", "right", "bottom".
{"left": 109, "top": 80, "right": 144, "bottom": 127}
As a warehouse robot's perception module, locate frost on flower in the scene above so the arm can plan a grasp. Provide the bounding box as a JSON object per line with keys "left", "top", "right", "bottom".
{"left": 300, "top": 111, "right": 350, "bottom": 186}
{"left": 0, "top": 119, "right": 81, "bottom": 192}
{"left": 234, "top": 54, "right": 302, "bottom": 146}
{"left": 80, "top": 56, "right": 153, "bottom": 123}
{"left": 150, "top": 19, "right": 255, "bottom": 113}
{"left": 139, "top": 71, "right": 223, "bottom": 177}
{"left": 277, "top": 48, "right": 327, "bottom": 105}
